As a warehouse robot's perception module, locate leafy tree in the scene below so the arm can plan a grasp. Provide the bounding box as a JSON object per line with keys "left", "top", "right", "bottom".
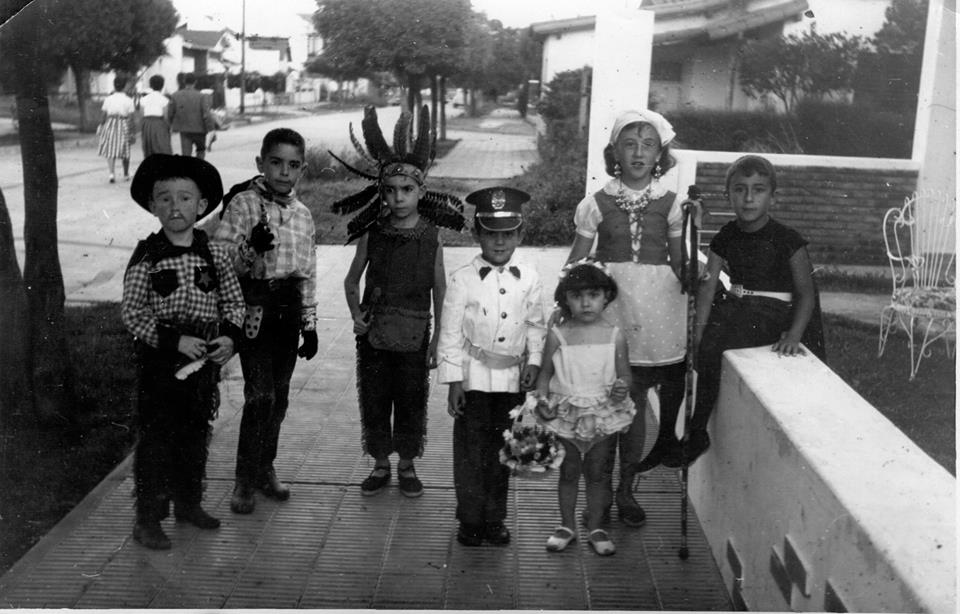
{"left": 38, "top": 0, "right": 178, "bottom": 131}
{"left": 0, "top": 0, "right": 176, "bottom": 423}
{"left": 854, "top": 0, "right": 928, "bottom": 113}
{"left": 738, "top": 31, "right": 864, "bottom": 113}
{"left": 314, "top": 0, "right": 470, "bottom": 116}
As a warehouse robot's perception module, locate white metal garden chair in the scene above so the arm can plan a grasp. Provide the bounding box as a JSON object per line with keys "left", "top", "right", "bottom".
{"left": 878, "top": 190, "right": 956, "bottom": 379}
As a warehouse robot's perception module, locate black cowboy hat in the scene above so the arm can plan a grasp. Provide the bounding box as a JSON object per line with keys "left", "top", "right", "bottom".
{"left": 130, "top": 154, "right": 224, "bottom": 218}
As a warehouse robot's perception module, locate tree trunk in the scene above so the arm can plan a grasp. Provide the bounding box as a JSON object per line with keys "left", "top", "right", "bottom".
{"left": 70, "top": 63, "right": 95, "bottom": 133}
{"left": 429, "top": 74, "right": 439, "bottom": 138}
{"left": 0, "top": 187, "right": 31, "bottom": 422}
{"left": 439, "top": 75, "right": 447, "bottom": 141}
{"left": 16, "top": 78, "right": 73, "bottom": 426}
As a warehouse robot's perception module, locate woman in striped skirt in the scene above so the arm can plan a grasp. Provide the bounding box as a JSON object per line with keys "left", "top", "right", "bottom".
{"left": 97, "top": 76, "right": 136, "bottom": 183}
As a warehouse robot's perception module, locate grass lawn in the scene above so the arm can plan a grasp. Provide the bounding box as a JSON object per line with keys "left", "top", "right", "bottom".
{"left": 0, "top": 302, "right": 953, "bottom": 578}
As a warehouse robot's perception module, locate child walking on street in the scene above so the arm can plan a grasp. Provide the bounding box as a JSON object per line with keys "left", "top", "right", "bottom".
{"left": 686, "top": 154, "right": 825, "bottom": 463}
{"left": 122, "top": 154, "right": 245, "bottom": 549}
{"left": 438, "top": 187, "right": 547, "bottom": 547}
{"left": 536, "top": 260, "right": 635, "bottom": 556}
{"left": 340, "top": 106, "right": 464, "bottom": 498}
{"left": 210, "top": 128, "right": 318, "bottom": 514}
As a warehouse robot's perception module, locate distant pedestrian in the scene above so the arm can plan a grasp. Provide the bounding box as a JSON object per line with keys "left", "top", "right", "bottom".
{"left": 339, "top": 106, "right": 464, "bottom": 499}
{"left": 122, "top": 154, "right": 244, "bottom": 550}
{"left": 168, "top": 73, "right": 215, "bottom": 159}
{"left": 685, "top": 154, "right": 825, "bottom": 464}
{"left": 139, "top": 75, "right": 173, "bottom": 157}
{"left": 210, "top": 128, "right": 317, "bottom": 515}
{"left": 537, "top": 259, "right": 635, "bottom": 556}
{"left": 97, "top": 76, "right": 136, "bottom": 183}
{"left": 438, "top": 186, "right": 546, "bottom": 547}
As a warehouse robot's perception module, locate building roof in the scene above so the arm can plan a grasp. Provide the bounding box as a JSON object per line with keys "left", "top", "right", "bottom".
{"left": 531, "top": 0, "right": 808, "bottom": 43}
{"left": 177, "top": 27, "right": 233, "bottom": 51}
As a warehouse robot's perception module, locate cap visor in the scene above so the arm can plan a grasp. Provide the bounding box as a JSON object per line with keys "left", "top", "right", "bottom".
{"left": 476, "top": 217, "right": 522, "bottom": 232}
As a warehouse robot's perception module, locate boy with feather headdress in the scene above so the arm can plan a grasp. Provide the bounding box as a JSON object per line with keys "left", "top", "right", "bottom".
{"left": 339, "top": 105, "right": 464, "bottom": 497}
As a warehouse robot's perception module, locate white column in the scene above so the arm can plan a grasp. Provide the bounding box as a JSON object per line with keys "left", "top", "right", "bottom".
{"left": 911, "top": 0, "right": 957, "bottom": 254}
{"left": 585, "top": 7, "right": 655, "bottom": 197}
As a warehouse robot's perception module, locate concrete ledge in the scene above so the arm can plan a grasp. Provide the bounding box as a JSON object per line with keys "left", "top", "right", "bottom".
{"left": 688, "top": 347, "right": 956, "bottom": 612}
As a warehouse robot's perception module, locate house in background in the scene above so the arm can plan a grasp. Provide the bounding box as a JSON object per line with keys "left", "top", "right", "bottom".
{"left": 531, "top": 0, "right": 891, "bottom": 113}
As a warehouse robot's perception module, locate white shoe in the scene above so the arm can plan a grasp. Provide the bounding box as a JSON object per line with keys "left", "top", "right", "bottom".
{"left": 545, "top": 526, "right": 576, "bottom": 552}
{"left": 588, "top": 529, "right": 616, "bottom": 555}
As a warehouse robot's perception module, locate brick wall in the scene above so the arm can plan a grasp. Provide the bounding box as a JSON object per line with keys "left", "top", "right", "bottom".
{"left": 693, "top": 163, "right": 919, "bottom": 265}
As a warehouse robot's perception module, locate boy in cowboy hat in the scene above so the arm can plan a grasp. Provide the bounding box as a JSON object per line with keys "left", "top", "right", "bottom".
{"left": 122, "top": 154, "right": 246, "bottom": 550}
{"left": 437, "top": 186, "right": 546, "bottom": 547}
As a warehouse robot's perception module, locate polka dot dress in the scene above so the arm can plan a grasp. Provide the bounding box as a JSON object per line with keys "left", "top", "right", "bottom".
{"left": 603, "top": 262, "right": 686, "bottom": 366}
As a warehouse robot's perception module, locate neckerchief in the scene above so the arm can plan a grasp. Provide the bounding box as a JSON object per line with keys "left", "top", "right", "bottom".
{"left": 479, "top": 265, "right": 520, "bottom": 280}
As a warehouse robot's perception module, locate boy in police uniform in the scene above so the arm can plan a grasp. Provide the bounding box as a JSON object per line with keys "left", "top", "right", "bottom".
{"left": 122, "top": 154, "right": 245, "bottom": 549}
{"left": 437, "top": 187, "right": 546, "bottom": 546}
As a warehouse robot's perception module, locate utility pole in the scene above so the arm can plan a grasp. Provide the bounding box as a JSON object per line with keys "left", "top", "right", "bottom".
{"left": 239, "top": 0, "right": 246, "bottom": 114}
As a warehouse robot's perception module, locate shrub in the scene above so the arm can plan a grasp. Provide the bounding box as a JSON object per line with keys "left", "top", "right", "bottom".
{"left": 519, "top": 70, "right": 590, "bottom": 246}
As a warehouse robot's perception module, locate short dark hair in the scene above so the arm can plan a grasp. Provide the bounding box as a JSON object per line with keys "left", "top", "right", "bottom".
{"left": 260, "top": 127, "right": 306, "bottom": 159}
{"left": 182, "top": 73, "right": 197, "bottom": 86}
{"left": 554, "top": 263, "right": 618, "bottom": 319}
{"left": 725, "top": 154, "right": 778, "bottom": 193}
{"left": 602, "top": 121, "right": 676, "bottom": 178}
{"left": 113, "top": 76, "right": 127, "bottom": 92}
{"left": 148, "top": 75, "right": 164, "bottom": 91}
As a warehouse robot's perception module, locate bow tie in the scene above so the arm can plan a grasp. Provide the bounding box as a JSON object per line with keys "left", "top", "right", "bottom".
{"left": 479, "top": 265, "right": 520, "bottom": 280}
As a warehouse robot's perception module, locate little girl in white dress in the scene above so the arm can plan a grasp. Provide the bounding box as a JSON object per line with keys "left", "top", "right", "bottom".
{"left": 534, "top": 259, "right": 635, "bottom": 556}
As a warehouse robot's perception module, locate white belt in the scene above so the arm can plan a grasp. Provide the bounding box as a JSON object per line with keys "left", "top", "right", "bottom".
{"left": 464, "top": 341, "right": 523, "bottom": 369}
{"left": 729, "top": 284, "right": 792, "bottom": 302}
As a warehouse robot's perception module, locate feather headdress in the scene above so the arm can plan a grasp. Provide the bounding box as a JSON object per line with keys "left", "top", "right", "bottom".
{"left": 331, "top": 104, "right": 464, "bottom": 243}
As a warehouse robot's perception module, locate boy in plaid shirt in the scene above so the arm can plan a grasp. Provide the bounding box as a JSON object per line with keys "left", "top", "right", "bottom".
{"left": 122, "top": 154, "right": 245, "bottom": 550}
{"left": 210, "top": 128, "right": 318, "bottom": 514}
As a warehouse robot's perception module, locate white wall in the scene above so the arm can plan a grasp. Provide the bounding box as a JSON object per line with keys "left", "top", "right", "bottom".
{"left": 782, "top": 0, "right": 890, "bottom": 37}
{"left": 539, "top": 29, "right": 596, "bottom": 86}
{"left": 689, "top": 347, "right": 956, "bottom": 612}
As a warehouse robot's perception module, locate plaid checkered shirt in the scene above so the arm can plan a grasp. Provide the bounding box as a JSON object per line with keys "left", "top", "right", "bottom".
{"left": 122, "top": 233, "right": 246, "bottom": 349}
{"left": 211, "top": 188, "right": 317, "bottom": 328}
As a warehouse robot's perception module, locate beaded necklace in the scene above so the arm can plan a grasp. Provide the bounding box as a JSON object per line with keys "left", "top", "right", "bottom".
{"left": 615, "top": 180, "right": 652, "bottom": 263}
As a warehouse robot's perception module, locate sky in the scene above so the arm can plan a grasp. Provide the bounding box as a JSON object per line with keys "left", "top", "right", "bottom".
{"left": 173, "top": 0, "right": 599, "bottom": 35}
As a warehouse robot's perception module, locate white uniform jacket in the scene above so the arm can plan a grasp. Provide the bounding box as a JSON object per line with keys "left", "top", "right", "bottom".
{"left": 437, "top": 254, "right": 547, "bottom": 392}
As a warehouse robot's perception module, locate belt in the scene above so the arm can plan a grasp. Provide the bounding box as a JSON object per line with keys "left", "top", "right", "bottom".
{"left": 464, "top": 341, "right": 523, "bottom": 369}
{"left": 729, "top": 284, "right": 792, "bottom": 302}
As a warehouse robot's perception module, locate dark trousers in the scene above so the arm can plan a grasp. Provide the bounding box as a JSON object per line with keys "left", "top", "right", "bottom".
{"left": 453, "top": 391, "right": 522, "bottom": 526}
{"left": 134, "top": 345, "right": 217, "bottom": 522}
{"left": 235, "top": 307, "right": 300, "bottom": 486}
{"left": 356, "top": 335, "right": 428, "bottom": 460}
{"left": 691, "top": 295, "right": 791, "bottom": 432}
{"left": 608, "top": 360, "right": 686, "bottom": 483}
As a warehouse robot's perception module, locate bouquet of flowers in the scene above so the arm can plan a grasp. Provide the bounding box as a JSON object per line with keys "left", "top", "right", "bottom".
{"left": 498, "top": 396, "right": 565, "bottom": 477}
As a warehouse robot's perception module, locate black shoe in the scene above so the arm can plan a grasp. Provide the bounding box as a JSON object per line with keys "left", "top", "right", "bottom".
{"left": 361, "top": 466, "right": 391, "bottom": 496}
{"left": 174, "top": 504, "right": 221, "bottom": 529}
{"left": 635, "top": 437, "right": 683, "bottom": 472}
{"left": 484, "top": 521, "right": 511, "bottom": 545}
{"left": 456, "top": 523, "right": 483, "bottom": 547}
{"left": 133, "top": 521, "right": 171, "bottom": 550}
{"left": 683, "top": 430, "right": 711, "bottom": 465}
{"left": 259, "top": 468, "right": 291, "bottom": 501}
{"left": 615, "top": 487, "right": 647, "bottom": 527}
{"left": 397, "top": 465, "right": 423, "bottom": 498}
{"left": 230, "top": 483, "right": 256, "bottom": 514}
{"left": 661, "top": 439, "right": 686, "bottom": 468}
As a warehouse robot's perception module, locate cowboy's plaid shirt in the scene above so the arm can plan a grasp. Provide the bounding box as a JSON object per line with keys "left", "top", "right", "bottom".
{"left": 211, "top": 188, "right": 317, "bottom": 327}
{"left": 122, "top": 236, "right": 245, "bottom": 350}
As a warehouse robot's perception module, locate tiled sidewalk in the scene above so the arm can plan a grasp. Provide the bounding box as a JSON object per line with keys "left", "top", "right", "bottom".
{"left": 0, "top": 247, "right": 732, "bottom": 610}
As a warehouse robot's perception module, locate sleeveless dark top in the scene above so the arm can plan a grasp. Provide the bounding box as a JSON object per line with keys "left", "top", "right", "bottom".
{"left": 363, "top": 218, "right": 438, "bottom": 314}
{"left": 594, "top": 189, "right": 676, "bottom": 265}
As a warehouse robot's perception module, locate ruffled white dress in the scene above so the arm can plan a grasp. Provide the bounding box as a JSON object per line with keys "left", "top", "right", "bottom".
{"left": 539, "top": 326, "right": 636, "bottom": 454}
